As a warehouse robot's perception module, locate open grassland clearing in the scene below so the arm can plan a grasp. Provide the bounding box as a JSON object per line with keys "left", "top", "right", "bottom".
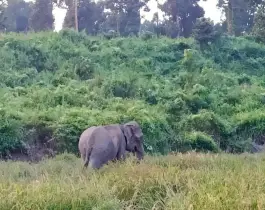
{"left": 0, "top": 152, "right": 265, "bottom": 210}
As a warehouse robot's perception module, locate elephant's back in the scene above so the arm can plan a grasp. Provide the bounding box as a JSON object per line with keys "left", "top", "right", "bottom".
{"left": 78, "top": 126, "right": 98, "bottom": 152}
{"left": 103, "top": 124, "right": 123, "bottom": 139}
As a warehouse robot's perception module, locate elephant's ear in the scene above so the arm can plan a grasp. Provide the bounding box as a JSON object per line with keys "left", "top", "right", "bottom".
{"left": 123, "top": 124, "right": 133, "bottom": 143}
{"left": 134, "top": 126, "right": 143, "bottom": 139}
{"left": 126, "top": 121, "right": 143, "bottom": 139}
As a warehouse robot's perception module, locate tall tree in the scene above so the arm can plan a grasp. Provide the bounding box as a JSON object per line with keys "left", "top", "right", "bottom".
{"left": 3, "top": 0, "right": 33, "bottom": 32}
{"left": 252, "top": 3, "right": 265, "bottom": 42}
{"left": 62, "top": 0, "right": 104, "bottom": 32}
{"left": 0, "top": 0, "right": 7, "bottom": 31}
{"left": 74, "top": 0, "right": 78, "bottom": 30}
{"left": 62, "top": 0, "right": 75, "bottom": 29}
{"left": 140, "top": 13, "right": 169, "bottom": 37}
{"left": 192, "top": 17, "right": 220, "bottom": 48}
{"left": 100, "top": 0, "right": 150, "bottom": 36}
{"left": 217, "top": 0, "right": 264, "bottom": 36}
{"left": 78, "top": 0, "right": 105, "bottom": 35}
{"left": 159, "top": 0, "right": 205, "bottom": 38}
{"left": 30, "top": 0, "right": 54, "bottom": 31}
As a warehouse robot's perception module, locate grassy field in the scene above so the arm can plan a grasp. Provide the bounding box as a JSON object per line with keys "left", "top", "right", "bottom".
{"left": 0, "top": 153, "right": 265, "bottom": 210}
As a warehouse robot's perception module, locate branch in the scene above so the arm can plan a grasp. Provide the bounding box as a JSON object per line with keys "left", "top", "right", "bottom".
{"left": 52, "top": 0, "right": 68, "bottom": 9}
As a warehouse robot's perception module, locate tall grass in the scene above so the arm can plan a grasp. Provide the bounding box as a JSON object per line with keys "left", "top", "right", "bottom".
{"left": 0, "top": 153, "right": 265, "bottom": 209}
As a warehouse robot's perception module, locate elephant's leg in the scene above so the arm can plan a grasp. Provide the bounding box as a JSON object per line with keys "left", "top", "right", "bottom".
{"left": 88, "top": 158, "right": 104, "bottom": 169}
{"left": 83, "top": 147, "right": 93, "bottom": 168}
{"left": 83, "top": 159, "right": 89, "bottom": 168}
{"left": 81, "top": 153, "right": 86, "bottom": 161}
{"left": 116, "top": 152, "right": 126, "bottom": 162}
{"left": 116, "top": 145, "right": 126, "bottom": 162}
{"left": 88, "top": 140, "right": 115, "bottom": 169}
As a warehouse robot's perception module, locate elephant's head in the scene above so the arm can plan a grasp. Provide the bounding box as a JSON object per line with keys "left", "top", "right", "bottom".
{"left": 122, "top": 121, "right": 145, "bottom": 160}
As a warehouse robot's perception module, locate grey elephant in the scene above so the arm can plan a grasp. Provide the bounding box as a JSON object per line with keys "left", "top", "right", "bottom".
{"left": 78, "top": 121, "right": 145, "bottom": 169}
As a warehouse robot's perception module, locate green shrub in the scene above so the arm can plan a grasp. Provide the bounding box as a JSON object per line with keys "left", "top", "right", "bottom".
{"left": 141, "top": 31, "right": 155, "bottom": 40}
{"left": 0, "top": 111, "right": 25, "bottom": 156}
{"left": 233, "top": 110, "right": 265, "bottom": 138}
{"left": 180, "top": 110, "right": 231, "bottom": 150}
{"left": 183, "top": 131, "right": 219, "bottom": 153}
{"left": 74, "top": 57, "right": 95, "bottom": 80}
{"left": 3, "top": 39, "right": 56, "bottom": 72}
{"left": 103, "top": 30, "right": 119, "bottom": 40}
{"left": 192, "top": 17, "right": 220, "bottom": 49}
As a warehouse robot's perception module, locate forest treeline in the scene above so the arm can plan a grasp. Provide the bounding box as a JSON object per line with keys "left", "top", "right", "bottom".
{"left": 0, "top": 0, "right": 264, "bottom": 41}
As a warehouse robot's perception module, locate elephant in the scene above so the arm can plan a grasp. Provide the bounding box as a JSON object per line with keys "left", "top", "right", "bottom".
{"left": 78, "top": 121, "right": 145, "bottom": 169}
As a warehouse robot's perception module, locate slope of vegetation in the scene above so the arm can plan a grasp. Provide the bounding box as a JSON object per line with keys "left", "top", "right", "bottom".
{"left": 1, "top": 152, "right": 265, "bottom": 209}
{"left": 1, "top": 29, "right": 265, "bottom": 158}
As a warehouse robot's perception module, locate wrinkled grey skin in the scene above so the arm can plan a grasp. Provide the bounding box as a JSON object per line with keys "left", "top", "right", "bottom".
{"left": 78, "top": 121, "right": 145, "bottom": 169}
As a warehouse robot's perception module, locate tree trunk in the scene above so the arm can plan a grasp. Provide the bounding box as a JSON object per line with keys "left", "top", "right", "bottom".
{"left": 227, "top": 0, "right": 234, "bottom": 36}
{"left": 74, "top": 0, "right": 78, "bottom": 31}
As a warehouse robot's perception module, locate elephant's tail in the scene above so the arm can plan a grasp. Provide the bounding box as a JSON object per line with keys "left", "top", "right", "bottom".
{"left": 84, "top": 147, "right": 93, "bottom": 167}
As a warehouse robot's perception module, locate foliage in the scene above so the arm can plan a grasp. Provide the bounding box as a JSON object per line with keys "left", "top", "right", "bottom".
{"left": 3, "top": 0, "right": 33, "bottom": 32}
{"left": 159, "top": 0, "right": 205, "bottom": 38}
{"left": 252, "top": 5, "right": 265, "bottom": 43}
{"left": 0, "top": 112, "right": 25, "bottom": 157}
{"left": 0, "top": 0, "right": 263, "bottom": 42}
{"left": 192, "top": 17, "right": 220, "bottom": 48}
{"left": 0, "top": 30, "right": 265, "bottom": 156}
{"left": 100, "top": 0, "right": 150, "bottom": 36}
{"left": 217, "top": 0, "right": 256, "bottom": 36}
{"left": 78, "top": 0, "right": 106, "bottom": 35}
{"left": 30, "top": 0, "right": 54, "bottom": 31}
{"left": 0, "top": 0, "right": 6, "bottom": 31}
{"left": 183, "top": 131, "right": 219, "bottom": 152}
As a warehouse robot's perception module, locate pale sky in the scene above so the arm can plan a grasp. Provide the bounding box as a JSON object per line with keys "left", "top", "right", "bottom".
{"left": 30, "top": 0, "right": 222, "bottom": 31}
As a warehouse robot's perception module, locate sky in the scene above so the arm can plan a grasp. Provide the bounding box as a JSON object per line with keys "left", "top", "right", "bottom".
{"left": 48, "top": 0, "right": 223, "bottom": 31}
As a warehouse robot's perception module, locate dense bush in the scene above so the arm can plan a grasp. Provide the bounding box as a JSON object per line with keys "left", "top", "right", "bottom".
{"left": 1, "top": 29, "right": 265, "bottom": 157}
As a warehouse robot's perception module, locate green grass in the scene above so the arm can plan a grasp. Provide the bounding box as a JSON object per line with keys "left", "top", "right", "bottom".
{"left": 1, "top": 153, "right": 265, "bottom": 209}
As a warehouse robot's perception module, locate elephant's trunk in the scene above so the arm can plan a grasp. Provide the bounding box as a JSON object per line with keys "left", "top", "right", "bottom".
{"left": 136, "top": 144, "right": 144, "bottom": 161}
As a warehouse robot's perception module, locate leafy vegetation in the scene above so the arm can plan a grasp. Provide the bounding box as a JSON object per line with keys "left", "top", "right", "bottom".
{"left": 1, "top": 30, "right": 265, "bottom": 157}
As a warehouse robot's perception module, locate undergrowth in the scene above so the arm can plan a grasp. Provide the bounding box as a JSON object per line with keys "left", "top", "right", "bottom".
{"left": 1, "top": 29, "right": 265, "bottom": 156}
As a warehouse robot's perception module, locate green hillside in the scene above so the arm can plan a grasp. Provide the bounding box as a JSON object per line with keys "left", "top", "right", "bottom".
{"left": 1, "top": 30, "right": 265, "bottom": 158}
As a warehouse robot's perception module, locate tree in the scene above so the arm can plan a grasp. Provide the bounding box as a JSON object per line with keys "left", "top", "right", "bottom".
{"left": 100, "top": 0, "right": 150, "bottom": 36}
{"left": 62, "top": 0, "right": 104, "bottom": 33}
{"left": 217, "top": 0, "right": 264, "bottom": 36}
{"left": 62, "top": 0, "right": 75, "bottom": 29}
{"left": 252, "top": 4, "right": 265, "bottom": 43}
{"left": 0, "top": 0, "right": 7, "bottom": 31}
{"left": 78, "top": 0, "right": 105, "bottom": 34}
{"left": 192, "top": 17, "right": 220, "bottom": 48}
{"left": 74, "top": 0, "right": 77, "bottom": 31}
{"left": 30, "top": 0, "right": 54, "bottom": 31}
{"left": 3, "top": 0, "right": 33, "bottom": 32}
{"left": 140, "top": 12, "right": 170, "bottom": 37}
{"left": 159, "top": 0, "right": 205, "bottom": 38}
{"left": 59, "top": 0, "right": 79, "bottom": 31}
